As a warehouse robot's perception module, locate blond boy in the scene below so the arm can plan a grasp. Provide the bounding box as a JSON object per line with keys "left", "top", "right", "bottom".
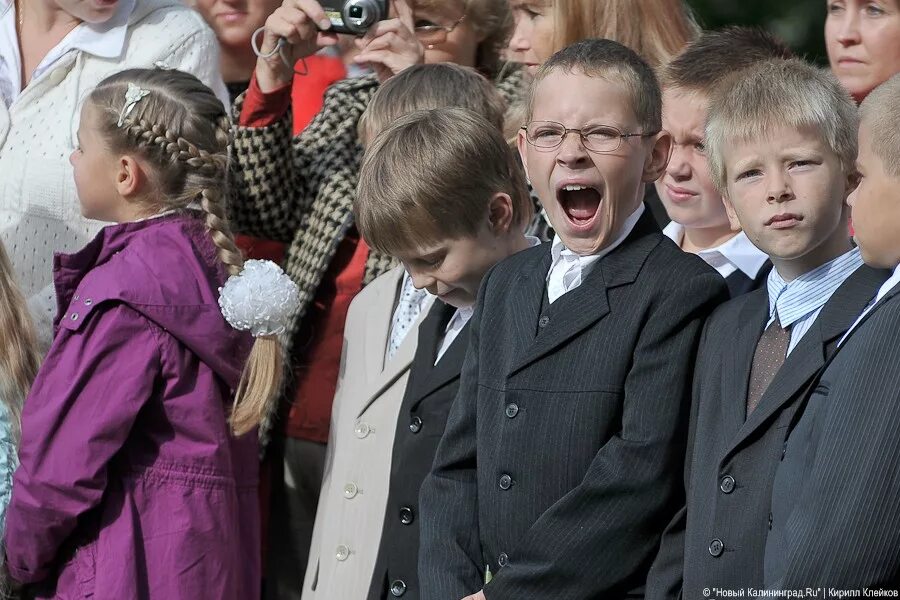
{"left": 764, "top": 72, "right": 900, "bottom": 590}
{"left": 656, "top": 27, "right": 793, "bottom": 297}
{"left": 647, "top": 59, "right": 888, "bottom": 599}
{"left": 419, "top": 39, "right": 727, "bottom": 600}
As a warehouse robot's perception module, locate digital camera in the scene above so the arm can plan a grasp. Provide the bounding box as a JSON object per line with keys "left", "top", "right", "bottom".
{"left": 318, "top": 0, "right": 389, "bottom": 35}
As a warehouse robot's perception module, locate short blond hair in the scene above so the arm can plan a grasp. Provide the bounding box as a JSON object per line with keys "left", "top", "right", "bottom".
{"left": 859, "top": 73, "right": 900, "bottom": 178}
{"left": 355, "top": 107, "right": 532, "bottom": 254}
{"left": 358, "top": 63, "right": 506, "bottom": 145}
{"left": 706, "top": 58, "right": 858, "bottom": 194}
{"left": 528, "top": 38, "right": 662, "bottom": 133}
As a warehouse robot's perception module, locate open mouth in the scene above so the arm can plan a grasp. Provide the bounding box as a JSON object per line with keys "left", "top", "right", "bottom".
{"left": 558, "top": 184, "right": 602, "bottom": 230}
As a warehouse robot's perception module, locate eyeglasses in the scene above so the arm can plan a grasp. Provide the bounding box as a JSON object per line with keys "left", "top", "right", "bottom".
{"left": 521, "top": 121, "right": 659, "bottom": 153}
{"left": 413, "top": 6, "right": 467, "bottom": 48}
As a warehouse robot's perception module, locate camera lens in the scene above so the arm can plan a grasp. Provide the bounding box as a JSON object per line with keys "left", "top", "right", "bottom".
{"left": 349, "top": 5, "right": 363, "bottom": 18}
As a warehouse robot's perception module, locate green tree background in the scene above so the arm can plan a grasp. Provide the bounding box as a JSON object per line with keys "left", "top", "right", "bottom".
{"left": 689, "top": 0, "right": 828, "bottom": 64}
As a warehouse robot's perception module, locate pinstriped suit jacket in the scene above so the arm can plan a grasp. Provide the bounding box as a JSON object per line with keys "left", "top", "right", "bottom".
{"left": 418, "top": 210, "right": 728, "bottom": 600}
{"left": 765, "top": 279, "right": 900, "bottom": 589}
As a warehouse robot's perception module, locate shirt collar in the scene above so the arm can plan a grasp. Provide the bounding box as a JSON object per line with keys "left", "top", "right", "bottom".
{"left": 663, "top": 221, "right": 768, "bottom": 279}
{"left": 548, "top": 203, "right": 646, "bottom": 276}
{"left": 766, "top": 247, "right": 863, "bottom": 327}
{"left": 60, "top": 0, "right": 136, "bottom": 60}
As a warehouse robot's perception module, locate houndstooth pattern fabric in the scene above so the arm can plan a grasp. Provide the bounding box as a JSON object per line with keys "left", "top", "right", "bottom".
{"left": 229, "top": 67, "right": 528, "bottom": 443}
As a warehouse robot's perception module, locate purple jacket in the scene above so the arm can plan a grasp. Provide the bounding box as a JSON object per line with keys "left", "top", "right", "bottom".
{"left": 5, "top": 214, "right": 260, "bottom": 599}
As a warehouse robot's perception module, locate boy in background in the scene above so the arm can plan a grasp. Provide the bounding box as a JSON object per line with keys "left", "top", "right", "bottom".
{"left": 656, "top": 27, "right": 793, "bottom": 297}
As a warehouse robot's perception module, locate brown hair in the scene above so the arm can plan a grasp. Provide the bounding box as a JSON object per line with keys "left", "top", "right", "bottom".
{"left": 528, "top": 38, "right": 663, "bottom": 133}
{"left": 416, "top": 0, "right": 513, "bottom": 78}
{"left": 661, "top": 27, "right": 794, "bottom": 94}
{"left": 358, "top": 63, "right": 507, "bottom": 144}
{"left": 551, "top": 0, "right": 698, "bottom": 69}
{"left": 0, "top": 241, "right": 40, "bottom": 444}
{"left": 706, "top": 59, "right": 859, "bottom": 194}
{"left": 355, "top": 107, "right": 532, "bottom": 254}
{"left": 87, "top": 68, "right": 281, "bottom": 436}
{"left": 859, "top": 73, "right": 900, "bottom": 178}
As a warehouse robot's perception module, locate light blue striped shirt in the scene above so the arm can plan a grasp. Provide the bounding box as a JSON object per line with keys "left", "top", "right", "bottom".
{"left": 767, "top": 247, "right": 863, "bottom": 355}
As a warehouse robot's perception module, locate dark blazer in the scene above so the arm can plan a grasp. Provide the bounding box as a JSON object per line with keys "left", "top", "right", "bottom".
{"left": 418, "top": 209, "right": 728, "bottom": 600}
{"left": 368, "top": 301, "right": 469, "bottom": 600}
{"left": 765, "top": 278, "right": 900, "bottom": 589}
{"left": 725, "top": 261, "right": 772, "bottom": 298}
{"left": 644, "top": 264, "right": 887, "bottom": 599}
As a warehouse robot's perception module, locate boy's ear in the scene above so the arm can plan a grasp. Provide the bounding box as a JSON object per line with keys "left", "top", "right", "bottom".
{"left": 642, "top": 130, "right": 673, "bottom": 183}
{"left": 488, "top": 192, "right": 515, "bottom": 235}
{"left": 722, "top": 193, "right": 743, "bottom": 232}
{"left": 516, "top": 128, "right": 531, "bottom": 184}
{"left": 115, "top": 155, "right": 147, "bottom": 198}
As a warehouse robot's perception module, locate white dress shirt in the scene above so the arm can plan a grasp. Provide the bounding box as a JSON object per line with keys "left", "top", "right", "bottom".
{"left": 840, "top": 261, "right": 900, "bottom": 346}
{"left": 546, "top": 204, "right": 645, "bottom": 303}
{"left": 663, "top": 222, "right": 769, "bottom": 280}
{"left": 0, "top": 0, "right": 136, "bottom": 106}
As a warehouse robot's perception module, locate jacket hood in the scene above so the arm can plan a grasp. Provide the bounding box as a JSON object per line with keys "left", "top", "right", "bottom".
{"left": 54, "top": 213, "right": 252, "bottom": 388}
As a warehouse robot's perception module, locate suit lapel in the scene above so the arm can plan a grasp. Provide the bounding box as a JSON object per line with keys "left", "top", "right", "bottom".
{"left": 509, "top": 210, "right": 661, "bottom": 376}
{"left": 358, "top": 269, "right": 427, "bottom": 418}
{"left": 720, "top": 291, "right": 769, "bottom": 440}
{"left": 509, "top": 248, "right": 551, "bottom": 350}
{"left": 412, "top": 318, "right": 471, "bottom": 409}
{"left": 725, "top": 265, "right": 888, "bottom": 456}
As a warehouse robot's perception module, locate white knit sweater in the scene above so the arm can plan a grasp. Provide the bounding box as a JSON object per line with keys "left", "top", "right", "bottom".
{"left": 0, "top": 0, "right": 227, "bottom": 348}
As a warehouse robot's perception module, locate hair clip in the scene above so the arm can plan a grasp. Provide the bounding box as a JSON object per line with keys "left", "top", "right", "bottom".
{"left": 117, "top": 82, "right": 151, "bottom": 127}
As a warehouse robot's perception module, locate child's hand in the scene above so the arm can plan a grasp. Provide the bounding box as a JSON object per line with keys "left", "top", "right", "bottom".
{"left": 353, "top": 0, "right": 424, "bottom": 83}
{"left": 461, "top": 591, "right": 487, "bottom": 600}
{"left": 255, "top": 0, "right": 340, "bottom": 92}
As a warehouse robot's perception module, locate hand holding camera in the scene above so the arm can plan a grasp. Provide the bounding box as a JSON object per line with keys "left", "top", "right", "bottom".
{"left": 254, "top": 0, "right": 424, "bottom": 91}
{"left": 254, "top": 0, "right": 340, "bottom": 92}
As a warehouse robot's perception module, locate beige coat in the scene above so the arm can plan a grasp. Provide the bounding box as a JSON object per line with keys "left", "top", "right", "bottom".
{"left": 302, "top": 266, "right": 429, "bottom": 600}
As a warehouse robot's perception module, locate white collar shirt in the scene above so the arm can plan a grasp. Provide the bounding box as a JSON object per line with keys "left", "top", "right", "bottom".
{"left": 0, "top": 0, "right": 136, "bottom": 106}
{"left": 546, "top": 204, "right": 644, "bottom": 304}
{"left": 662, "top": 221, "right": 769, "bottom": 280}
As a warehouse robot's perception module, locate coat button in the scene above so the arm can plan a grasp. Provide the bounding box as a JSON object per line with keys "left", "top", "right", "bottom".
{"left": 399, "top": 506, "right": 414, "bottom": 525}
{"left": 720, "top": 475, "right": 735, "bottom": 494}
{"left": 498, "top": 552, "right": 509, "bottom": 567}
{"left": 354, "top": 422, "right": 371, "bottom": 438}
{"left": 335, "top": 545, "right": 350, "bottom": 561}
{"left": 84, "top": 298, "right": 93, "bottom": 306}
{"left": 505, "top": 403, "right": 519, "bottom": 418}
{"left": 409, "top": 416, "right": 423, "bottom": 434}
{"left": 48, "top": 67, "right": 67, "bottom": 85}
{"left": 499, "top": 474, "right": 513, "bottom": 490}
{"left": 708, "top": 539, "right": 724, "bottom": 557}
{"left": 343, "top": 483, "right": 359, "bottom": 499}
{"left": 390, "top": 580, "right": 407, "bottom": 597}
{"left": 539, "top": 315, "right": 550, "bottom": 328}
{"left": 70, "top": 312, "right": 78, "bottom": 320}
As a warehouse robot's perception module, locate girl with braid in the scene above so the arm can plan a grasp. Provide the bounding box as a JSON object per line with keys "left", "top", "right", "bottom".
{"left": 2, "top": 68, "right": 299, "bottom": 599}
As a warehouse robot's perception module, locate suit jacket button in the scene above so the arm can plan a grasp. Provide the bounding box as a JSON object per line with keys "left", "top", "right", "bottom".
{"left": 499, "top": 474, "right": 513, "bottom": 490}
{"left": 399, "top": 506, "right": 415, "bottom": 525}
{"left": 335, "top": 545, "right": 350, "bottom": 561}
{"left": 539, "top": 315, "right": 550, "bottom": 328}
{"left": 354, "top": 422, "right": 371, "bottom": 438}
{"left": 505, "top": 403, "right": 519, "bottom": 418}
{"left": 708, "top": 539, "right": 724, "bottom": 557}
{"left": 409, "top": 416, "right": 423, "bottom": 434}
{"left": 343, "top": 483, "right": 359, "bottom": 499}
{"left": 390, "top": 580, "right": 407, "bottom": 597}
{"left": 720, "top": 475, "right": 735, "bottom": 494}
{"left": 498, "top": 552, "right": 509, "bottom": 567}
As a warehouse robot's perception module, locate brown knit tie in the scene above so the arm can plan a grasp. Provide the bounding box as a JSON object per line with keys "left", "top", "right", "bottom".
{"left": 746, "top": 315, "right": 791, "bottom": 418}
